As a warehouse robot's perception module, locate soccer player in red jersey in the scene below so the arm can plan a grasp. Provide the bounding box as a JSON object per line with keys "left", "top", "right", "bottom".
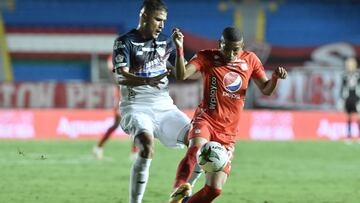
{"left": 168, "top": 27, "right": 287, "bottom": 203}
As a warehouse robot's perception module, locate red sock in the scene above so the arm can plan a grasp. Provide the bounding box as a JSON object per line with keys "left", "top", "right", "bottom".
{"left": 187, "top": 184, "right": 221, "bottom": 203}
{"left": 173, "top": 145, "right": 200, "bottom": 188}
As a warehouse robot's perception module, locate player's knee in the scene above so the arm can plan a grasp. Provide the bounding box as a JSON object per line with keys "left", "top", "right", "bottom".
{"left": 141, "top": 143, "right": 154, "bottom": 158}
{"left": 136, "top": 137, "right": 154, "bottom": 158}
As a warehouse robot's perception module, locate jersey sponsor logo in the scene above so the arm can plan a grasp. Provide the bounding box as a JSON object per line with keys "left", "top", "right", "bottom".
{"left": 223, "top": 72, "right": 242, "bottom": 100}
{"left": 222, "top": 91, "right": 240, "bottom": 99}
{"left": 223, "top": 72, "right": 242, "bottom": 92}
{"left": 144, "top": 57, "right": 166, "bottom": 70}
{"left": 115, "top": 54, "right": 124, "bottom": 63}
{"left": 209, "top": 76, "right": 217, "bottom": 110}
{"left": 114, "top": 41, "right": 125, "bottom": 50}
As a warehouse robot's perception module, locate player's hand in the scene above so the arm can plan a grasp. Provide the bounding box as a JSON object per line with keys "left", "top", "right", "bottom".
{"left": 145, "top": 71, "right": 170, "bottom": 89}
{"left": 172, "top": 28, "right": 184, "bottom": 48}
{"left": 272, "top": 67, "right": 287, "bottom": 79}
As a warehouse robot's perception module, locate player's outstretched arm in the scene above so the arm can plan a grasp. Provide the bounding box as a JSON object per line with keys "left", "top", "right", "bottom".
{"left": 253, "top": 66, "right": 287, "bottom": 96}
{"left": 172, "top": 28, "right": 197, "bottom": 80}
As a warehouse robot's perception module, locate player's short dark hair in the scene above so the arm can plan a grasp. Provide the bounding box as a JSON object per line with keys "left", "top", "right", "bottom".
{"left": 222, "top": 27, "right": 243, "bottom": 42}
{"left": 141, "top": 0, "right": 168, "bottom": 13}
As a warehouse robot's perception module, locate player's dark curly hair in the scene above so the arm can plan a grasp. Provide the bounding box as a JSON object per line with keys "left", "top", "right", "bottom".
{"left": 222, "top": 27, "right": 243, "bottom": 42}
{"left": 142, "top": 0, "right": 168, "bottom": 13}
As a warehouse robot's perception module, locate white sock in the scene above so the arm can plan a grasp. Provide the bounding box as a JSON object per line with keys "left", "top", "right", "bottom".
{"left": 129, "top": 156, "right": 152, "bottom": 203}
{"left": 188, "top": 164, "right": 203, "bottom": 187}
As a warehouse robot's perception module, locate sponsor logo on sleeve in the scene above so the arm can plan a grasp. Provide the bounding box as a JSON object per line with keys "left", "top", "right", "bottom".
{"left": 114, "top": 41, "right": 126, "bottom": 50}
{"left": 115, "top": 54, "right": 124, "bottom": 63}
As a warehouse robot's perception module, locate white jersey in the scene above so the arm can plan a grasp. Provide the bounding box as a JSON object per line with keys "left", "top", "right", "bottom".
{"left": 112, "top": 29, "right": 176, "bottom": 107}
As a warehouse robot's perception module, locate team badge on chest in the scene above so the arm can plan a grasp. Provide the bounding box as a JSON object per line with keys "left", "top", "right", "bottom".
{"left": 240, "top": 63, "right": 248, "bottom": 71}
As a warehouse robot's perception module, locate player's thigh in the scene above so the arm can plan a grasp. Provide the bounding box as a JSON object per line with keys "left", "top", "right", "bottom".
{"left": 188, "top": 120, "right": 212, "bottom": 141}
{"left": 157, "top": 107, "right": 190, "bottom": 148}
{"left": 120, "top": 111, "right": 155, "bottom": 141}
{"left": 205, "top": 171, "right": 228, "bottom": 189}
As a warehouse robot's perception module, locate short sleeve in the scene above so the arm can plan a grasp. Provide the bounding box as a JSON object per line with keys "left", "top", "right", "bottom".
{"left": 250, "top": 52, "right": 266, "bottom": 79}
{"left": 188, "top": 51, "right": 207, "bottom": 72}
{"left": 112, "top": 38, "right": 130, "bottom": 71}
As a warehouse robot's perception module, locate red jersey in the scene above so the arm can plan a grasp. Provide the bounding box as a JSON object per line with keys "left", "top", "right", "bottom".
{"left": 189, "top": 49, "right": 266, "bottom": 136}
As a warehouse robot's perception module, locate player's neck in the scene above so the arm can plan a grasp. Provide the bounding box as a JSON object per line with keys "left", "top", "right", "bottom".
{"left": 136, "top": 27, "right": 153, "bottom": 41}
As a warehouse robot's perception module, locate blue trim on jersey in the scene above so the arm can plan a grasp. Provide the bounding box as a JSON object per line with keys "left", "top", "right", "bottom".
{"left": 134, "top": 69, "right": 166, "bottom": 77}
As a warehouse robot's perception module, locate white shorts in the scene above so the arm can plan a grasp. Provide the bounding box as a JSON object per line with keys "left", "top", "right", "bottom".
{"left": 119, "top": 103, "right": 190, "bottom": 148}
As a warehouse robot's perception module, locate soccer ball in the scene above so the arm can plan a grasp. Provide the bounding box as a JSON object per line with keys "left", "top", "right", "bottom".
{"left": 196, "top": 141, "right": 229, "bottom": 173}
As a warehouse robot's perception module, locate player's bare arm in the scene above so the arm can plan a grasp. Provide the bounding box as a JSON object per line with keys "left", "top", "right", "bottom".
{"left": 172, "top": 28, "right": 197, "bottom": 80}
{"left": 116, "top": 67, "right": 169, "bottom": 88}
{"left": 253, "top": 66, "right": 287, "bottom": 96}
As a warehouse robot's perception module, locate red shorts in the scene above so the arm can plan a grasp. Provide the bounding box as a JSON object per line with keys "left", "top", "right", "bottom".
{"left": 188, "top": 119, "right": 236, "bottom": 175}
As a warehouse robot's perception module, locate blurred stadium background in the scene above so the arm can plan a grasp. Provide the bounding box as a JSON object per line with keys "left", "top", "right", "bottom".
{"left": 1, "top": 0, "right": 360, "bottom": 203}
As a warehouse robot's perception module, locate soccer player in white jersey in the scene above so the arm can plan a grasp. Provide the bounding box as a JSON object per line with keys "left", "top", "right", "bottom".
{"left": 112, "top": 0, "right": 201, "bottom": 202}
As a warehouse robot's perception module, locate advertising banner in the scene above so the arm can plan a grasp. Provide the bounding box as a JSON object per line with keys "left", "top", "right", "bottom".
{"left": 0, "top": 109, "right": 351, "bottom": 141}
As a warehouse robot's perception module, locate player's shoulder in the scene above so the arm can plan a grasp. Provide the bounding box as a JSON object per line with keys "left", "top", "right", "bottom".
{"left": 115, "top": 29, "right": 138, "bottom": 43}
{"left": 241, "top": 50, "right": 262, "bottom": 64}
{"left": 240, "top": 50, "right": 257, "bottom": 58}
{"left": 197, "top": 49, "right": 220, "bottom": 58}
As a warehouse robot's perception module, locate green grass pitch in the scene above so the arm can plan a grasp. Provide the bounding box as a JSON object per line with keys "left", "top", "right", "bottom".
{"left": 0, "top": 140, "right": 359, "bottom": 203}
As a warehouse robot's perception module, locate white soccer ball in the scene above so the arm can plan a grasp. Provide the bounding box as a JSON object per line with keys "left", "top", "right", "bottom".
{"left": 196, "top": 141, "right": 229, "bottom": 173}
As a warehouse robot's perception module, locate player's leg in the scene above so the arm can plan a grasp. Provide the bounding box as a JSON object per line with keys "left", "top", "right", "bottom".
{"left": 130, "top": 132, "right": 154, "bottom": 203}
{"left": 345, "top": 100, "right": 353, "bottom": 139}
{"left": 129, "top": 142, "right": 139, "bottom": 161}
{"left": 120, "top": 110, "right": 155, "bottom": 203}
{"left": 186, "top": 144, "right": 233, "bottom": 203}
{"left": 186, "top": 171, "right": 227, "bottom": 203}
{"left": 168, "top": 134, "right": 209, "bottom": 203}
{"left": 157, "top": 107, "right": 207, "bottom": 186}
{"left": 344, "top": 99, "right": 360, "bottom": 144}
{"left": 173, "top": 136, "right": 208, "bottom": 188}
{"left": 99, "top": 113, "right": 121, "bottom": 147}
{"left": 347, "top": 113, "right": 352, "bottom": 138}
{"left": 155, "top": 107, "right": 206, "bottom": 203}
{"left": 93, "top": 113, "right": 121, "bottom": 159}
{"left": 168, "top": 136, "right": 207, "bottom": 203}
